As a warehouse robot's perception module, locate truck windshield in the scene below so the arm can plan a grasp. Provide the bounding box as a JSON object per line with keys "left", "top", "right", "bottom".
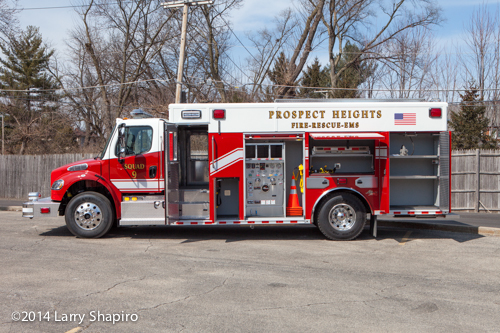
{"left": 99, "top": 125, "right": 116, "bottom": 159}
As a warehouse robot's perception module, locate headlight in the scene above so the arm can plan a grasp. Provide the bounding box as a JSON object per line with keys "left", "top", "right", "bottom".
{"left": 67, "top": 163, "right": 88, "bottom": 172}
{"left": 51, "top": 180, "right": 64, "bottom": 190}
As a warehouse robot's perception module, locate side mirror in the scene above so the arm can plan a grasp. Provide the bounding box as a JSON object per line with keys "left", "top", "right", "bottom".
{"left": 118, "top": 124, "right": 126, "bottom": 163}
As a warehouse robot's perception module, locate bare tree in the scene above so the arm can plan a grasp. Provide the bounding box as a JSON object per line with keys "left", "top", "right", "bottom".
{"left": 68, "top": 0, "right": 176, "bottom": 135}
{"left": 460, "top": 4, "right": 495, "bottom": 100}
{"left": 246, "top": 9, "right": 297, "bottom": 101}
{"left": 267, "top": 0, "right": 326, "bottom": 98}
{"left": 459, "top": 4, "right": 500, "bottom": 137}
{"left": 0, "top": 0, "right": 18, "bottom": 42}
{"left": 319, "top": 0, "right": 442, "bottom": 93}
{"left": 188, "top": 0, "right": 243, "bottom": 102}
{"left": 376, "top": 26, "right": 438, "bottom": 99}
{"left": 431, "top": 49, "right": 460, "bottom": 103}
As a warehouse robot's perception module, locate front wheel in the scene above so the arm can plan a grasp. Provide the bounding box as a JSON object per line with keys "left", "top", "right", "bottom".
{"left": 317, "top": 193, "right": 366, "bottom": 240}
{"left": 65, "top": 192, "right": 114, "bottom": 238}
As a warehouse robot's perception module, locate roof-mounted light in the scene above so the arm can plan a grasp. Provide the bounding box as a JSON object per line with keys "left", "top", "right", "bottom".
{"left": 213, "top": 109, "right": 225, "bottom": 119}
{"left": 429, "top": 108, "right": 442, "bottom": 118}
{"left": 181, "top": 110, "right": 202, "bottom": 119}
{"left": 131, "top": 108, "right": 153, "bottom": 118}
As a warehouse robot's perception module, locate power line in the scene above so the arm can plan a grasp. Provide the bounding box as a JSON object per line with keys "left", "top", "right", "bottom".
{"left": 210, "top": 7, "right": 259, "bottom": 64}
{"left": 4, "top": 78, "right": 500, "bottom": 96}
{"left": 0, "top": 78, "right": 173, "bottom": 93}
{"left": 18, "top": 2, "right": 135, "bottom": 11}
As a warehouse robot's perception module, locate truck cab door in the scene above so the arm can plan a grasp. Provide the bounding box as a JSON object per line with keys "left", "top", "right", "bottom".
{"left": 165, "top": 123, "right": 179, "bottom": 224}
{"left": 110, "top": 123, "right": 160, "bottom": 193}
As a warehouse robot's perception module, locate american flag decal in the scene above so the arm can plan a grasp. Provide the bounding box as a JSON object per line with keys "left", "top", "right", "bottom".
{"left": 394, "top": 113, "right": 416, "bottom": 125}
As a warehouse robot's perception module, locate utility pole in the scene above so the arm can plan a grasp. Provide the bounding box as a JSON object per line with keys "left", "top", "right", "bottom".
{"left": 162, "top": 0, "right": 214, "bottom": 104}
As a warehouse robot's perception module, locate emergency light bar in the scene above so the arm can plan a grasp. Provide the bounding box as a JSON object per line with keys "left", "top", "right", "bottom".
{"left": 131, "top": 109, "right": 153, "bottom": 118}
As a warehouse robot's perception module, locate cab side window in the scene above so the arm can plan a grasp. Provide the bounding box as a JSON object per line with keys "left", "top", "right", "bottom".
{"left": 115, "top": 126, "right": 153, "bottom": 156}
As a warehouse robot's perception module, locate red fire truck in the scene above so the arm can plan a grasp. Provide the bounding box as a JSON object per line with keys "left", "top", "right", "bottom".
{"left": 23, "top": 100, "right": 451, "bottom": 240}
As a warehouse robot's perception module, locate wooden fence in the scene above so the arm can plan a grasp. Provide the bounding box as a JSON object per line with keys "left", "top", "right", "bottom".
{"left": 1, "top": 151, "right": 499, "bottom": 213}
{"left": 0, "top": 154, "right": 95, "bottom": 199}
{"left": 452, "top": 149, "right": 500, "bottom": 213}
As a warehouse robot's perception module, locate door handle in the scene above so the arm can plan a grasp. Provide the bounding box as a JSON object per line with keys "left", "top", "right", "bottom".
{"left": 149, "top": 166, "right": 157, "bottom": 178}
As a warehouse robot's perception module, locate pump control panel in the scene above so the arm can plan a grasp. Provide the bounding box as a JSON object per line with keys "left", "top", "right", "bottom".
{"left": 245, "top": 161, "right": 285, "bottom": 217}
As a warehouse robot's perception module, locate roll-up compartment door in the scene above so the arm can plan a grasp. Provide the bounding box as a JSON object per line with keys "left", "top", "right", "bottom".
{"left": 439, "top": 132, "right": 450, "bottom": 211}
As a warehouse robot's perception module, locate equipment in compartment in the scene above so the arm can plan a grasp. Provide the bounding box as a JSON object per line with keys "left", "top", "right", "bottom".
{"left": 245, "top": 143, "right": 285, "bottom": 217}
{"left": 215, "top": 178, "right": 239, "bottom": 219}
{"left": 312, "top": 146, "right": 370, "bottom": 155}
{"left": 309, "top": 145, "right": 373, "bottom": 174}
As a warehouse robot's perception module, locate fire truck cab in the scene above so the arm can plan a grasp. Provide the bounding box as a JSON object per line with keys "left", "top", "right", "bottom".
{"left": 23, "top": 100, "right": 451, "bottom": 240}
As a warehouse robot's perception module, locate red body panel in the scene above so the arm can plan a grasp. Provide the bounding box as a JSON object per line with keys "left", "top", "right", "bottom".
{"left": 50, "top": 160, "right": 123, "bottom": 218}
{"left": 50, "top": 159, "right": 102, "bottom": 201}
{"left": 304, "top": 177, "right": 379, "bottom": 220}
{"left": 303, "top": 132, "right": 390, "bottom": 220}
{"left": 209, "top": 133, "right": 244, "bottom": 220}
{"left": 107, "top": 151, "right": 160, "bottom": 193}
{"left": 378, "top": 133, "right": 390, "bottom": 214}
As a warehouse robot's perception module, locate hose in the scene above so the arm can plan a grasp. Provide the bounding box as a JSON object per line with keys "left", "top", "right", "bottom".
{"left": 298, "top": 164, "right": 304, "bottom": 193}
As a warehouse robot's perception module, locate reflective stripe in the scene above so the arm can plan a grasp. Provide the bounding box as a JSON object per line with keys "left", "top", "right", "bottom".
{"left": 111, "top": 180, "right": 159, "bottom": 190}
{"left": 210, "top": 148, "right": 244, "bottom": 174}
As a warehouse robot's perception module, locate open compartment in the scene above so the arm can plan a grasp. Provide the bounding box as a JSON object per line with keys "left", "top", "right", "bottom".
{"left": 389, "top": 132, "right": 449, "bottom": 212}
{"left": 174, "top": 125, "right": 210, "bottom": 219}
{"left": 244, "top": 135, "right": 304, "bottom": 218}
{"left": 308, "top": 136, "right": 376, "bottom": 175}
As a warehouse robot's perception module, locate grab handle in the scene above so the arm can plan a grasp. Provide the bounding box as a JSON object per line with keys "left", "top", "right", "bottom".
{"left": 211, "top": 136, "right": 215, "bottom": 169}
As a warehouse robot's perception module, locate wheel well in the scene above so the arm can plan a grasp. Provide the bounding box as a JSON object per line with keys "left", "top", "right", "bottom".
{"left": 312, "top": 189, "right": 372, "bottom": 225}
{"left": 59, "top": 180, "right": 116, "bottom": 217}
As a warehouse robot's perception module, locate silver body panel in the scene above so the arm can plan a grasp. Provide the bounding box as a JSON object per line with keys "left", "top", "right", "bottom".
{"left": 178, "top": 189, "right": 210, "bottom": 219}
{"left": 22, "top": 198, "right": 60, "bottom": 218}
{"left": 120, "top": 195, "right": 165, "bottom": 226}
{"left": 306, "top": 177, "right": 330, "bottom": 189}
{"left": 180, "top": 203, "right": 209, "bottom": 219}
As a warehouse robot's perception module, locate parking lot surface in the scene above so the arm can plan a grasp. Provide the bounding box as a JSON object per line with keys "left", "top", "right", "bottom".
{"left": 1, "top": 211, "right": 500, "bottom": 332}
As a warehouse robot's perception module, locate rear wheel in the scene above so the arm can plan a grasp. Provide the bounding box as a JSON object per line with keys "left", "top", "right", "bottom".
{"left": 317, "top": 193, "right": 366, "bottom": 240}
{"left": 65, "top": 192, "right": 114, "bottom": 238}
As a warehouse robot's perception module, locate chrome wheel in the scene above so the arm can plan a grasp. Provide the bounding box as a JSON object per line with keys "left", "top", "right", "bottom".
{"left": 74, "top": 202, "right": 102, "bottom": 231}
{"left": 328, "top": 203, "right": 356, "bottom": 231}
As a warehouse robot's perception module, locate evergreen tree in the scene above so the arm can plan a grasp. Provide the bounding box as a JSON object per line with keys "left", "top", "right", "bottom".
{"left": 332, "top": 42, "right": 374, "bottom": 98}
{"left": 449, "top": 82, "right": 496, "bottom": 149}
{"left": 268, "top": 52, "right": 297, "bottom": 98}
{"left": 0, "top": 26, "right": 73, "bottom": 154}
{"left": 299, "top": 57, "right": 330, "bottom": 98}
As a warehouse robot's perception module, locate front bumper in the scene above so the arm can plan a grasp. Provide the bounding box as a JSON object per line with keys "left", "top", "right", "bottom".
{"left": 23, "top": 197, "right": 60, "bottom": 218}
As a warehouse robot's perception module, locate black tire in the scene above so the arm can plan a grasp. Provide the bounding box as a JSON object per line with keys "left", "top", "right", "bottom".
{"left": 65, "top": 192, "right": 114, "bottom": 238}
{"left": 316, "top": 193, "right": 366, "bottom": 240}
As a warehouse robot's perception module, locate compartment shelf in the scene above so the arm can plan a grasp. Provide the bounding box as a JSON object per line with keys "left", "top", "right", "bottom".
{"left": 390, "top": 205, "right": 441, "bottom": 212}
{"left": 390, "top": 155, "right": 438, "bottom": 159}
{"left": 390, "top": 175, "right": 439, "bottom": 179}
{"left": 311, "top": 153, "right": 372, "bottom": 158}
{"left": 389, "top": 132, "right": 445, "bottom": 208}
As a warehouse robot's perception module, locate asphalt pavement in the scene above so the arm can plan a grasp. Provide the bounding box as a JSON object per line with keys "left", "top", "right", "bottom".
{"left": 2, "top": 197, "right": 499, "bottom": 237}
{"left": 1, "top": 210, "right": 500, "bottom": 332}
